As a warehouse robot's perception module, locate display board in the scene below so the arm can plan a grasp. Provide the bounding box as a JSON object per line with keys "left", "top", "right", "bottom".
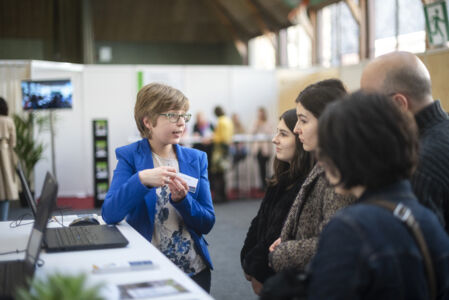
{"left": 93, "top": 119, "right": 109, "bottom": 207}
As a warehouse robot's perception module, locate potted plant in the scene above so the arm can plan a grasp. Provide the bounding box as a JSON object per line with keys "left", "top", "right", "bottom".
{"left": 13, "top": 113, "right": 48, "bottom": 205}
{"left": 16, "top": 272, "right": 105, "bottom": 300}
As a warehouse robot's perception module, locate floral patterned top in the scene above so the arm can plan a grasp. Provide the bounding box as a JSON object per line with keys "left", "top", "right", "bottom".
{"left": 151, "top": 152, "right": 207, "bottom": 276}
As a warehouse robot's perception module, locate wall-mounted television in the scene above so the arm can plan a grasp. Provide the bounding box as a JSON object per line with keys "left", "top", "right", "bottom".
{"left": 21, "top": 79, "right": 73, "bottom": 110}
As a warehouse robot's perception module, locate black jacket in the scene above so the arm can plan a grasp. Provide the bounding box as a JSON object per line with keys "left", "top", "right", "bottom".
{"left": 241, "top": 180, "right": 302, "bottom": 283}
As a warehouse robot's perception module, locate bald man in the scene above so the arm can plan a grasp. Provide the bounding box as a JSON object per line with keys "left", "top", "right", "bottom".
{"left": 361, "top": 51, "right": 449, "bottom": 232}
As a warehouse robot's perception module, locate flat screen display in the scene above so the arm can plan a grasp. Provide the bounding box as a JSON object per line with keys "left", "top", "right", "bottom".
{"left": 21, "top": 79, "right": 73, "bottom": 110}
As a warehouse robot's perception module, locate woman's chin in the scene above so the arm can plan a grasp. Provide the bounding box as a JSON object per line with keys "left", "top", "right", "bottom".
{"left": 170, "top": 137, "right": 181, "bottom": 144}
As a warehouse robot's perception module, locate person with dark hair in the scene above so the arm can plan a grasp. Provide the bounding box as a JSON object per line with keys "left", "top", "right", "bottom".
{"left": 241, "top": 109, "right": 314, "bottom": 295}
{"left": 268, "top": 79, "right": 356, "bottom": 272}
{"left": 0, "top": 97, "right": 18, "bottom": 221}
{"left": 308, "top": 91, "right": 449, "bottom": 299}
{"left": 361, "top": 51, "right": 449, "bottom": 233}
{"left": 210, "top": 105, "right": 234, "bottom": 202}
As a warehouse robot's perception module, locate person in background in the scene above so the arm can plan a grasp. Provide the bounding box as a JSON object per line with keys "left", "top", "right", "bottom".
{"left": 361, "top": 51, "right": 449, "bottom": 233}
{"left": 231, "top": 113, "right": 245, "bottom": 135}
{"left": 192, "top": 111, "right": 214, "bottom": 173}
{"left": 102, "top": 83, "right": 215, "bottom": 292}
{"left": 268, "top": 79, "right": 356, "bottom": 272}
{"left": 210, "top": 106, "right": 234, "bottom": 203}
{"left": 231, "top": 113, "right": 247, "bottom": 166}
{"left": 0, "top": 97, "right": 18, "bottom": 221}
{"left": 252, "top": 107, "right": 273, "bottom": 191}
{"left": 308, "top": 92, "right": 449, "bottom": 299}
{"left": 241, "top": 109, "right": 314, "bottom": 295}
{"left": 229, "top": 113, "right": 248, "bottom": 197}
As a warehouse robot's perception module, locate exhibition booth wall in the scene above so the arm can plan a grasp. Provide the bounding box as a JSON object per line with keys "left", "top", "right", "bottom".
{"left": 0, "top": 61, "right": 278, "bottom": 199}
{"left": 1, "top": 47, "right": 448, "bottom": 201}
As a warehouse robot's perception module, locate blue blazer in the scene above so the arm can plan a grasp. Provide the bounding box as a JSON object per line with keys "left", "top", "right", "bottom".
{"left": 102, "top": 138, "right": 215, "bottom": 269}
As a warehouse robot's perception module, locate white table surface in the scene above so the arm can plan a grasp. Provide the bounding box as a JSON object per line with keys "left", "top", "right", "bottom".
{"left": 0, "top": 215, "right": 213, "bottom": 300}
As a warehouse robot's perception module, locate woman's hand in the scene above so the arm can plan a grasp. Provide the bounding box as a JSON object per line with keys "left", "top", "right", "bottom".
{"left": 269, "top": 237, "right": 281, "bottom": 252}
{"left": 251, "top": 278, "right": 263, "bottom": 295}
{"left": 168, "top": 176, "right": 189, "bottom": 202}
{"left": 138, "top": 166, "right": 177, "bottom": 188}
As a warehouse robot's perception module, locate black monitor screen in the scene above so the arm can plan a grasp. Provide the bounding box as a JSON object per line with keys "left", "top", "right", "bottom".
{"left": 21, "top": 79, "right": 73, "bottom": 110}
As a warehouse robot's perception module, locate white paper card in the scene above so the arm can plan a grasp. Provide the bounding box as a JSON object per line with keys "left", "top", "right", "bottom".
{"left": 178, "top": 173, "right": 198, "bottom": 193}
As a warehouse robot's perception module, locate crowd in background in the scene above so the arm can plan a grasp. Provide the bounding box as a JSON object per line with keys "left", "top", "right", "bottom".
{"left": 190, "top": 105, "right": 275, "bottom": 203}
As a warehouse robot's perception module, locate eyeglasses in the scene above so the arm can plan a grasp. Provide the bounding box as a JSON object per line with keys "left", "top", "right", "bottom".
{"left": 160, "top": 113, "right": 192, "bottom": 123}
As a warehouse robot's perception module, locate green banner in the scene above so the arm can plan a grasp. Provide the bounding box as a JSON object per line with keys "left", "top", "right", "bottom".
{"left": 137, "top": 71, "right": 144, "bottom": 91}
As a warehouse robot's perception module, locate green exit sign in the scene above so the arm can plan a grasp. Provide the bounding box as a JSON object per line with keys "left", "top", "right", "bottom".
{"left": 424, "top": 0, "right": 449, "bottom": 46}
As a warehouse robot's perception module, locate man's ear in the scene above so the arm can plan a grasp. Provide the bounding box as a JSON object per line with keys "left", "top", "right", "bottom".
{"left": 391, "top": 93, "right": 409, "bottom": 111}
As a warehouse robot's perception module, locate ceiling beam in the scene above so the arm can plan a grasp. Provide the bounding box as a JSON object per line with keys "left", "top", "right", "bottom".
{"left": 344, "top": 0, "right": 373, "bottom": 59}
{"left": 249, "top": 0, "right": 287, "bottom": 29}
{"left": 204, "top": 0, "right": 249, "bottom": 63}
{"left": 206, "top": 0, "right": 252, "bottom": 39}
{"left": 310, "top": 9, "right": 319, "bottom": 65}
{"left": 245, "top": 0, "right": 276, "bottom": 47}
{"left": 344, "top": 0, "right": 361, "bottom": 25}
{"left": 288, "top": 1, "right": 314, "bottom": 40}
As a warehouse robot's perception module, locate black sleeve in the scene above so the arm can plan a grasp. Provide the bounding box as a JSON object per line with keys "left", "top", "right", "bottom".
{"left": 244, "top": 183, "right": 301, "bottom": 282}
{"left": 240, "top": 186, "right": 277, "bottom": 268}
{"left": 240, "top": 211, "right": 261, "bottom": 268}
{"left": 243, "top": 240, "right": 275, "bottom": 283}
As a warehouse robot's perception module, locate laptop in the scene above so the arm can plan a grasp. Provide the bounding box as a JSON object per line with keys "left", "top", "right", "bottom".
{"left": 16, "top": 162, "right": 37, "bottom": 217}
{"left": 16, "top": 166, "right": 129, "bottom": 252}
{"left": 0, "top": 172, "right": 57, "bottom": 298}
{"left": 17, "top": 163, "right": 88, "bottom": 220}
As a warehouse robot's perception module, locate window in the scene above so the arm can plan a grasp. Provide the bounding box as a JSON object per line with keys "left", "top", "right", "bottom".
{"left": 375, "top": 0, "right": 426, "bottom": 56}
{"left": 284, "top": 24, "right": 312, "bottom": 69}
{"left": 248, "top": 35, "right": 276, "bottom": 69}
{"left": 320, "top": 1, "right": 360, "bottom": 67}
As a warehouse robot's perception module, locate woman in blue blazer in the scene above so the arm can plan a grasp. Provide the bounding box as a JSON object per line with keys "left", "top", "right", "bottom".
{"left": 102, "top": 83, "right": 215, "bottom": 292}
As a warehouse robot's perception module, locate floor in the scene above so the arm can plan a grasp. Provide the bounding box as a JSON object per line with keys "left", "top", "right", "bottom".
{"left": 208, "top": 199, "right": 260, "bottom": 300}
{"left": 7, "top": 198, "right": 262, "bottom": 300}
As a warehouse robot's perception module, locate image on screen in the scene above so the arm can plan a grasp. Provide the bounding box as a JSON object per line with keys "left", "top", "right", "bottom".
{"left": 21, "top": 79, "right": 73, "bottom": 110}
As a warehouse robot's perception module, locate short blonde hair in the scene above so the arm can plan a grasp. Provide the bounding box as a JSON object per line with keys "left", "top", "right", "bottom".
{"left": 134, "top": 83, "right": 189, "bottom": 139}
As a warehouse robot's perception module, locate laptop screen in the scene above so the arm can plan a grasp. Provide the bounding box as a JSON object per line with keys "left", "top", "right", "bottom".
{"left": 26, "top": 229, "right": 43, "bottom": 266}
{"left": 16, "top": 163, "right": 37, "bottom": 217}
{"left": 25, "top": 172, "right": 58, "bottom": 265}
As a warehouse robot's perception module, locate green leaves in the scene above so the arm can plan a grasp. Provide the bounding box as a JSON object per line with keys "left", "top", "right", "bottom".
{"left": 13, "top": 113, "right": 48, "bottom": 187}
{"left": 16, "top": 273, "right": 105, "bottom": 300}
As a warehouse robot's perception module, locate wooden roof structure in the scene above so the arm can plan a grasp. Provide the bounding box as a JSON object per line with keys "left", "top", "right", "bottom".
{"left": 0, "top": 0, "right": 375, "bottom": 63}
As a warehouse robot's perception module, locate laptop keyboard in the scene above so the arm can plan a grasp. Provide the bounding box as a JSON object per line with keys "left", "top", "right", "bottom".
{"left": 0, "top": 261, "right": 25, "bottom": 295}
{"left": 55, "top": 227, "right": 97, "bottom": 246}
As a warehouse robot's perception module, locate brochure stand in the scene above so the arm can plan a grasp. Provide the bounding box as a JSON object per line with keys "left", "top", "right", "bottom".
{"left": 93, "top": 119, "right": 109, "bottom": 208}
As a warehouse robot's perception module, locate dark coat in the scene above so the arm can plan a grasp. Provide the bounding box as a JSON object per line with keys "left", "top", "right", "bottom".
{"left": 412, "top": 100, "right": 449, "bottom": 232}
{"left": 241, "top": 179, "right": 302, "bottom": 283}
{"left": 308, "top": 180, "right": 449, "bottom": 299}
